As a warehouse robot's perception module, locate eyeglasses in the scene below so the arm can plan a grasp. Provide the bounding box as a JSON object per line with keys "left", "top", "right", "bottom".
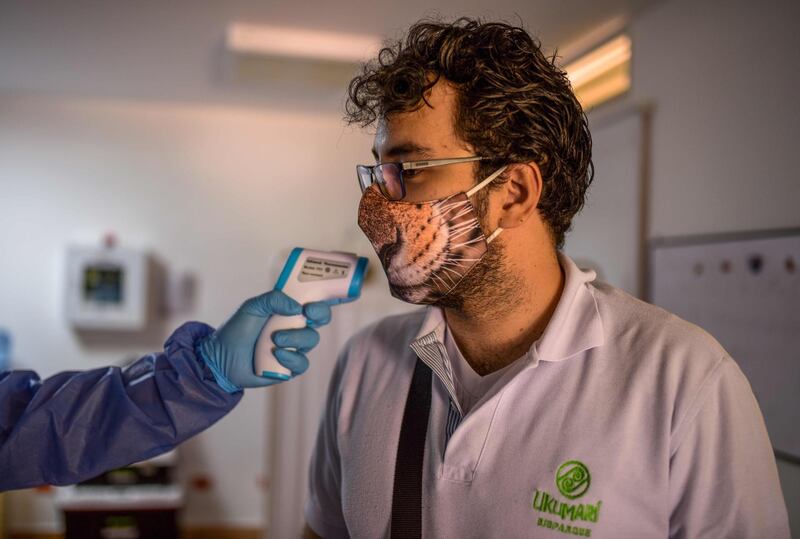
{"left": 356, "top": 156, "right": 493, "bottom": 201}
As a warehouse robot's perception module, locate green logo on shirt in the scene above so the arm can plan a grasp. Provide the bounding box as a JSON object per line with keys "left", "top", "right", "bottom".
{"left": 532, "top": 459, "right": 602, "bottom": 536}
{"left": 556, "top": 460, "right": 591, "bottom": 499}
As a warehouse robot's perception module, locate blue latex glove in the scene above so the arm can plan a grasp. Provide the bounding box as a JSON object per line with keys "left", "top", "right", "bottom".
{"left": 197, "top": 290, "right": 332, "bottom": 393}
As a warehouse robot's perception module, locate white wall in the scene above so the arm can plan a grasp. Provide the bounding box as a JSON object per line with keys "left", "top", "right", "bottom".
{"left": 566, "top": 105, "right": 645, "bottom": 296}
{"left": 630, "top": 0, "right": 800, "bottom": 238}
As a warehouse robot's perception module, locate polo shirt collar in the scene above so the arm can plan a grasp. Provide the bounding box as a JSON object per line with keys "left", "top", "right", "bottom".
{"left": 410, "top": 252, "right": 605, "bottom": 365}
{"left": 534, "top": 252, "right": 605, "bottom": 363}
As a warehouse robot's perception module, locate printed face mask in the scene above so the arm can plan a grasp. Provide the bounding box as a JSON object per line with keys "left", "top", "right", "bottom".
{"left": 358, "top": 166, "right": 507, "bottom": 304}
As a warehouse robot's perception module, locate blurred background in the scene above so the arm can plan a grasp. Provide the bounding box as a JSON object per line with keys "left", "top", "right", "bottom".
{"left": 0, "top": 0, "right": 797, "bottom": 537}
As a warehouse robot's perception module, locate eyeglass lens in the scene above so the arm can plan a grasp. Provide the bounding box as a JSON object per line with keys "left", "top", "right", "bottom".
{"left": 375, "top": 163, "right": 404, "bottom": 200}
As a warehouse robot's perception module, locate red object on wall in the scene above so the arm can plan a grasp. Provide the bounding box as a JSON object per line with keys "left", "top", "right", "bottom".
{"left": 190, "top": 475, "right": 212, "bottom": 491}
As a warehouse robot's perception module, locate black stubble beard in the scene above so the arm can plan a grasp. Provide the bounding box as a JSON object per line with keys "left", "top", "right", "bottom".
{"left": 433, "top": 189, "right": 523, "bottom": 318}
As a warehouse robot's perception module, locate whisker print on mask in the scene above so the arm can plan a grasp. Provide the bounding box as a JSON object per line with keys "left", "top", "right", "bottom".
{"left": 442, "top": 244, "right": 482, "bottom": 259}
{"left": 448, "top": 228, "right": 483, "bottom": 242}
{"left": 432, "top": 200, "right": 470, "bottom": 218}
{"left": 440, "top": 252, "right": 475, "bottom": 268}
{"left": 429, "top": 273, "right": 454, "bottom": 290}
{"left": 429, "top": 259, "right": 461, "bottom": 278}
{"left": 436, "top": 265, "right": 468, "bottom": 281}
{"left": 449, "top": 237, "right": 487, "bottom": 248}
{"left": 432, "top": 201, "right": 460, "bottom": 214}
{"left": 429, "top": 270, "right": 457, "bottom": 290}
{"left": 440, "top": 207, "right": 475, "bottom": 223}
{"left": 403, "top": 258, "right": 451, "bottom": 287}
{"left": 447, "top": 221, "right": 483, "bottom": 238}
{"left": 440, "top": 258, "right": 482, "bottom": 265}
{"left": 439, "top": 260, "right": 474, "bottom": 271}
{"left": 438, "top": 265, "right": 470, "bottom": 278}
{"left": 433, "top": 197, "right": 468, "bottom": 209}
{"left": 449, "top": 215, "right": 479, "bottom": 225}
{"left": 435, "top": 261, "right": 462, "bottom": 278}
{"left": 447, "top": 216, "right": 481, "bottom": 230}
{"left": 443, "top": 248, "right": 481, "bottom": 260}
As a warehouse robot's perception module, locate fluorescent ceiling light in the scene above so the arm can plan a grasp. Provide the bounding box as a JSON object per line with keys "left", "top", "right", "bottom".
{"left": 565, "top": 34, "right": 632, "bottom": 110}
{"left": 226, "top": 23, "right": 382, "bottom": 63}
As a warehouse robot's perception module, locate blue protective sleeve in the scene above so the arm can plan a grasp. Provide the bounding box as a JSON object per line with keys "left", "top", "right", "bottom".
{"left": 0, "top": 322, "right": 241, "bottom": 491}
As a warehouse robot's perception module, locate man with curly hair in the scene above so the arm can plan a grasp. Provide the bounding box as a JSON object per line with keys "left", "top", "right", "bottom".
{"left": 304, "top": 18, "right": 788, "bottom": 538}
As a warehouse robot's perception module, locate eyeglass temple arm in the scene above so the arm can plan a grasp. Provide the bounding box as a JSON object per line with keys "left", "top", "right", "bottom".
{"left": 402, "top": 156, "right": 486, "bottom": 170}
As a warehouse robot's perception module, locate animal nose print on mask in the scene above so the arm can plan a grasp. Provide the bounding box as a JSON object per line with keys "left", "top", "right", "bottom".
{"left": 358, "top": 186, "right": 490, "bottom": 304}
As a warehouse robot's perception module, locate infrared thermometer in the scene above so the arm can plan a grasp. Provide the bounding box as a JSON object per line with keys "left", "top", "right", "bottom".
{"left": 254, "top": 248, "right": 369, "bottom": 380}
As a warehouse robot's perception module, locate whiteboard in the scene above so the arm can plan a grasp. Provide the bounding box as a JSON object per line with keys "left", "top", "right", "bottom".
{"left": 650, "top": 229, "right": 800, "bottom": 459}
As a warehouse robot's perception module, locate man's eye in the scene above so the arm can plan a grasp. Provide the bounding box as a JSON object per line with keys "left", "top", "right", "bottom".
{"left": 403, "top": 169, "right": 421, "bottom": 180}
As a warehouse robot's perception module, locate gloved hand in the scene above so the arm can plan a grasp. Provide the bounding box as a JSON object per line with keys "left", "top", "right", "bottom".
{"left": 197, "top": 290, "right": 332, "bottom": 393}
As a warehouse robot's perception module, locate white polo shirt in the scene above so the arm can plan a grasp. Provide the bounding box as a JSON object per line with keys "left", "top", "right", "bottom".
{"left": 305, "top": 253, "right": 789, "bottom": 538}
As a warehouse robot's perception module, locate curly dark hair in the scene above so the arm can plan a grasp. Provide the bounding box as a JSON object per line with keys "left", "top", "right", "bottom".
{"left": 346, "top": 17, "right": 593, "bottom": 249}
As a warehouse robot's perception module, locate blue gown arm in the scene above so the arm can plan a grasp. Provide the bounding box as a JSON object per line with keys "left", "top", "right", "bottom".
{"left": 0, "top": 322, "right": 241, "bottom": 491}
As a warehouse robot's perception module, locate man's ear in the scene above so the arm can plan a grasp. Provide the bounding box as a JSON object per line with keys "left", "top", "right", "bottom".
{"left": 497, "top": 162, "right": 543, "bottom": 229}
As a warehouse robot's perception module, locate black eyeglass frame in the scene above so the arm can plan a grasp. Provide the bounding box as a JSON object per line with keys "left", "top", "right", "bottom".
{"left": 356, "top": 156, "right": 496, "bottom": 200}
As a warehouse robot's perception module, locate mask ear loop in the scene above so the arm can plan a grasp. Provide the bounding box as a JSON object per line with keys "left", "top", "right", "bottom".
{"left": 486, "top": 227, "right": 503, "bottom": 243}
{"left": 465, "top": 165, "right": 508, "bottom": 198}
{"left": 466, "top": 165, "right": 508, "bottom": 244}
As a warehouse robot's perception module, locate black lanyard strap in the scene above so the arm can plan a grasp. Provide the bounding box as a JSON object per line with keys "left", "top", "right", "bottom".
{"left": 391, "top": 358, "right": 433, "bottom": 539}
